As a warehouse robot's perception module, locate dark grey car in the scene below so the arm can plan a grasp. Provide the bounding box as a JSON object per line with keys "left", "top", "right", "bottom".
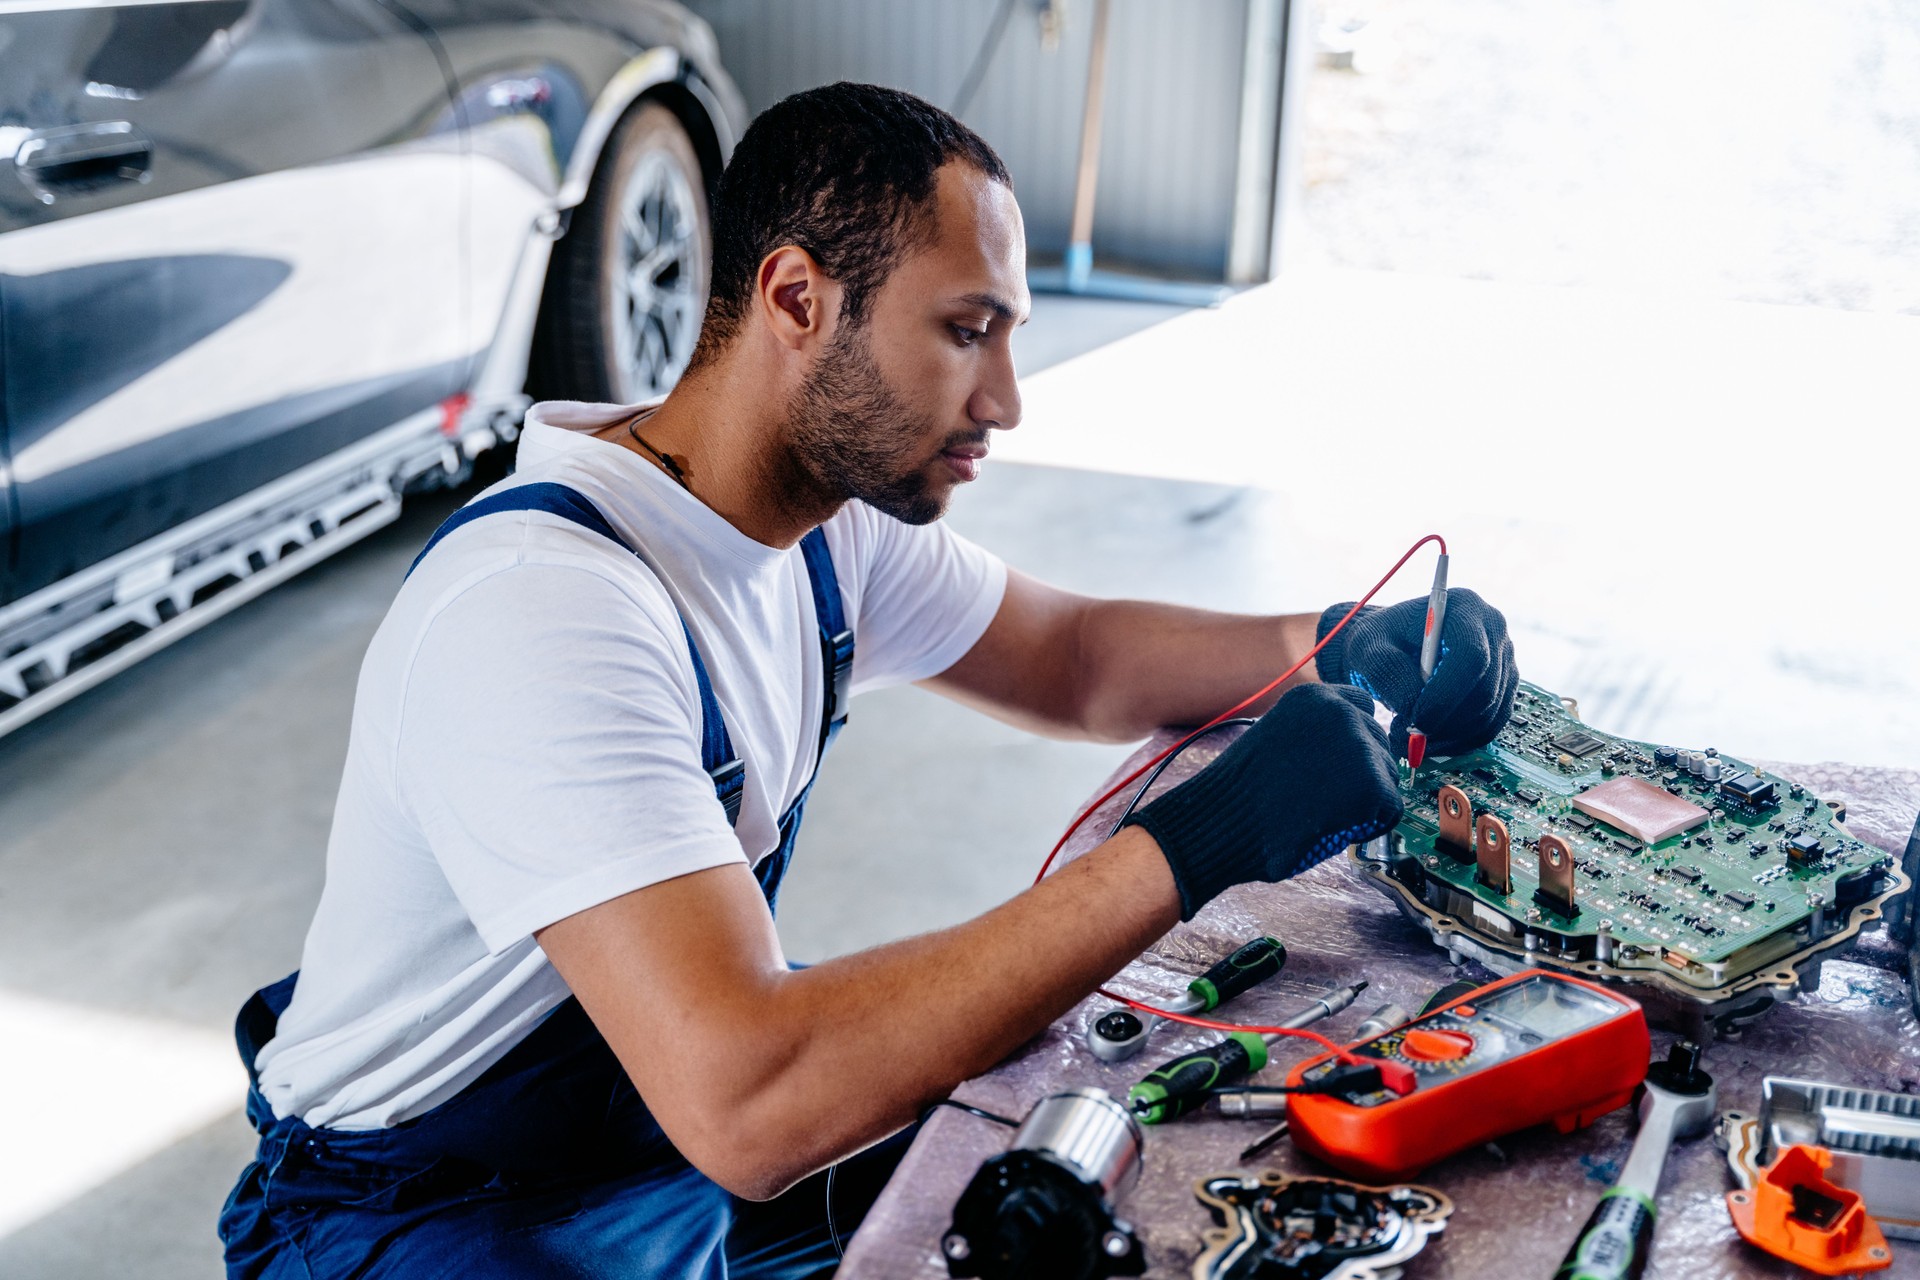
{"left": 0, "top": 0, "right": 745, "bottom": 734}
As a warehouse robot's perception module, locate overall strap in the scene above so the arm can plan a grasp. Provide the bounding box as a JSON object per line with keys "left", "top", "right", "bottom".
{"left": 407, "top": 482, "right": 620, "bottom": 578}
{"left": 798, "top": 527, "right": 854, "bottom": 757}
{"left": 753, "top": 529, "right": 854, "bottom": 911}
{"left": 406, "top": 482, "right": 745, "bottom": 825}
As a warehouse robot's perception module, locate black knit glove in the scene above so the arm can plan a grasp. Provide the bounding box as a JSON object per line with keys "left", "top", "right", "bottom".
{"left": 1124, "top": 684, "right": 1405, "bottom": 921}
{"left": 1315, "top": 589, "right": 1518, "bottom": 759}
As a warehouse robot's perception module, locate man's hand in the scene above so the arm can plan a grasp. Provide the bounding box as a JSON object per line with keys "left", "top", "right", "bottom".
{"left": 1314, "top": 589, "right": 1518, "bottom": 758}
{"left": 1123, "top": 684, "right": 1405, "bottom": 920}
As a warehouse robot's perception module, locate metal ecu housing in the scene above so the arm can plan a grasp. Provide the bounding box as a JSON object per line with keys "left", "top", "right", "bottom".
{"left": 1720, "top": 1077, "right": 1920, "bottom": 1241}
{"left": 1353, "top": 833, "right": 1906, "bottom": 1040}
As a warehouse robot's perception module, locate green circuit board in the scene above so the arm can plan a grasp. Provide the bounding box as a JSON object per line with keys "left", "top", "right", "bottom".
{"left": 1384, "top": 682, "right": 1888, "bottom": 982}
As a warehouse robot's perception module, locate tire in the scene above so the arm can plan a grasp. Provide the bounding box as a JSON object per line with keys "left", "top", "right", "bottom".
{"left": 529, "top": 102, "right": 711, "bottom": 404}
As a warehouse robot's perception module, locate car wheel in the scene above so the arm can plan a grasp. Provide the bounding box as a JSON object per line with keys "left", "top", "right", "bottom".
{"left": 530, "top": 102, "right": 710, "bottom": 404}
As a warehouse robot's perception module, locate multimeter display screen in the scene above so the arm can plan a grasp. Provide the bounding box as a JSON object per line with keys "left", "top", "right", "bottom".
{"left": 1478, "top": 976, "right": 1621, "bottom": 1039}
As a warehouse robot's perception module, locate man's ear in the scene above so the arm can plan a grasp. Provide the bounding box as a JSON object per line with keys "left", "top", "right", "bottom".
{"left": 755, "top": 245, "right": 841, "bottom": 353}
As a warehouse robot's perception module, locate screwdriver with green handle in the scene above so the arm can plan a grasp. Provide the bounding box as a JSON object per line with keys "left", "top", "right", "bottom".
{"left": 1129, "top": 979, "right": 1369, "bottom": 1124}
{"left": 1087, "top": 935, "right": 1289, "bottom": 1063}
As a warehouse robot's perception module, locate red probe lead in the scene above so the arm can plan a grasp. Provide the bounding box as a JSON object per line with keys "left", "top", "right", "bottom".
{"left": 1037, "top": 534, "right": 1448, "bottom": 1049}
{"left": 1404, "top": 548, "right": 1451, "bottom": 771}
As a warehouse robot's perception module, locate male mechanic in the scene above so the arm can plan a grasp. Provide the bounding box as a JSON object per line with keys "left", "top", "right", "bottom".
{"left": 222, "top": 83, "right": 1515, "bottom": 1278}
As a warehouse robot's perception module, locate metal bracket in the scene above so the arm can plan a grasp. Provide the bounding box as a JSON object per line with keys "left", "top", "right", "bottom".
{"left": 1475, "top": 813, "right": 1511, "bottom": 896}
{"left": 1536, "top": 833, "right": 1578, "bottom": 918}
{"left": 1436, "top": 784, "right": 1474, "bottom": 861}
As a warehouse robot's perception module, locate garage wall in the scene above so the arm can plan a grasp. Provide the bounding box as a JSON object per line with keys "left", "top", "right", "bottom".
{"left": 680, "top": 0, "right": 1281, "bottom": 282}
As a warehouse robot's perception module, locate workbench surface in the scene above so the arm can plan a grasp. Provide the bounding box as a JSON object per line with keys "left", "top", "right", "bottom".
{"left": 839, "top": 734, "right": 1920, "bottom": 1280}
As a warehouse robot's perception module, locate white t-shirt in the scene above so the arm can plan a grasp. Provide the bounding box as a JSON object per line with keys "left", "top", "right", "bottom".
{"left": 254, "top": 402, "right": 1007, "bottom": 1130}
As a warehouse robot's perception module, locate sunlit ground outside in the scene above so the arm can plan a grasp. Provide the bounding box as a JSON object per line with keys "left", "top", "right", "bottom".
{"left": 1299, "top": 0, "right": 1920, "bottom": 315}
{"left": 1005, "top": 272, "right": 1918, "bottom": 767}
{"left": 1007, "top": 0, "right": 1919, "bottom": 767}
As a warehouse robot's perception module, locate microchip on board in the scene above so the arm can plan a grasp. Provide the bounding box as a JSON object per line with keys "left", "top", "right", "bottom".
{"left": 1572, "top": 776, "right": 1710, "bottom": 844}
{"left": 1549, "top": 729, "right": 1609, "bottom": 758}
{"left": 1718, "top": 772, "right": 1778, "bottom": 807}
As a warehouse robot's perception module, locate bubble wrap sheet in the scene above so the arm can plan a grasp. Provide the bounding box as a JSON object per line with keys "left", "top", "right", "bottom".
{"left": 840, "top": 735, "right": 1920, "bottom": 1280}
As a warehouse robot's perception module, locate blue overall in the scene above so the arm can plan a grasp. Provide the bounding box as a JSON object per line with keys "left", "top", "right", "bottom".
{"left": 219, "top": 484, "right": 906, "bottom": 1278}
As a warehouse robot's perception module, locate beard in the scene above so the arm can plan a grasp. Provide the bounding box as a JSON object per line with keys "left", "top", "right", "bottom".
{"left": 785, "top": 324, "right": 973, "bottom": 526}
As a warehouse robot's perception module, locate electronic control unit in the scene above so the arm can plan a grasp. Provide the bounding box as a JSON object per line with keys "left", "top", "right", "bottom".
{"left": 1353, "top": 681, "right": 1907, "bottom": 1034}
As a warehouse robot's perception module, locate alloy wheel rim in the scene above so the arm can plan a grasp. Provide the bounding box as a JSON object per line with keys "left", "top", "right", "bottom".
{"left": 610, "top": 149, "right": 703, "bottom": 400}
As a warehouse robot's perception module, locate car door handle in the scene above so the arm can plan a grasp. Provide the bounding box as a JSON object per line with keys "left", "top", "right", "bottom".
{"left": 14, "top": 121, "right": 154, "bottom": 204}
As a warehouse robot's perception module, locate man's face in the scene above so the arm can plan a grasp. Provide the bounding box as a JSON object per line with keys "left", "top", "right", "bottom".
{"left": 787, "top": 163, "right": 1029, "bottom": 525}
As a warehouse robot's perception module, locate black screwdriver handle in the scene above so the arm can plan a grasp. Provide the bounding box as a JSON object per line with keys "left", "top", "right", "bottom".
{"left": 1129, "top": 1032, "right": 1268, "bottom": 1125}
{"left": 1188, "top": 936, "right": 1287, "bottom": 1011}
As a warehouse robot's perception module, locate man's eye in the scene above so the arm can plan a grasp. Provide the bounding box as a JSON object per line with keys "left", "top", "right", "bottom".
{"left": 951, "top": 325, "right": 985, "bottom": 345}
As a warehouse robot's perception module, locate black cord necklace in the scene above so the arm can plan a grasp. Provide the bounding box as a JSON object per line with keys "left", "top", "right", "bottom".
{"left": 626, "top": 413, "right": 691, "bottom": 492}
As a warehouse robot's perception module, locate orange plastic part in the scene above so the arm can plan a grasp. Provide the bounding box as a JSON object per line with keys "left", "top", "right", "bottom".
{"left": 1727, "top": 1145, "right": 1894, "bottom": 1275}
{"left": 1400, "top": 1029, "right": 1474, "bottom": 1062}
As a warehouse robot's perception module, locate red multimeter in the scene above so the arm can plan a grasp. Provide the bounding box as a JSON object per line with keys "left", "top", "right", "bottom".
{"left": 1284, "top": 970, "right": 1649, "bottom": 1182}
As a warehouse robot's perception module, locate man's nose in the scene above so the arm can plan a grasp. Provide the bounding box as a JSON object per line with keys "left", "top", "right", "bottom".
{"left": 970, "top": 341, "right": 1022, "bottom": 432}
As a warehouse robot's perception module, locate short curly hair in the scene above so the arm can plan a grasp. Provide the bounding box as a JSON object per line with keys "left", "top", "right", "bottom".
{"left": 691, "top": 82, "right": 1011, "bottom": 362}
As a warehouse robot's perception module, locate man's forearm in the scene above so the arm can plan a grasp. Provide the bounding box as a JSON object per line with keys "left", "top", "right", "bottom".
{"left": 1070, "top": 598, "right": 1322, "bottom": 742}
{"left": 724, "top": 827, "right": 1178, "bottom": 1194}
{"left": 541, "top": 826, "right": 1182, "bottom": 1201}
{"left": 922, "top": 574, "right": 1323, "bottom": 744}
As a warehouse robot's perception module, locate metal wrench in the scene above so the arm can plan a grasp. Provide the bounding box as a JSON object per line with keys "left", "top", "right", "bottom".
{"left": 1087, "top": 936, "right": 1288, "bottom": 1063}
{"left": 1553, "top": 1041, "right": 1717, "bottom": 1280}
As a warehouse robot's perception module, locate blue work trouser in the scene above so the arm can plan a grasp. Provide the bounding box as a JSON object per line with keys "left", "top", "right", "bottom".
{"left": 219, "top": 977, "right": 912, "bottom": 1278}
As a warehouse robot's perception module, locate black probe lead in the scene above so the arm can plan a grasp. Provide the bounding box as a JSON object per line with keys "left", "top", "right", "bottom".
{"left": 1105, "top": 718, "right": 1257, "bottom": 839}
{"left": 922, "top": 1099, "right": 1021, "bottom": 1129}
